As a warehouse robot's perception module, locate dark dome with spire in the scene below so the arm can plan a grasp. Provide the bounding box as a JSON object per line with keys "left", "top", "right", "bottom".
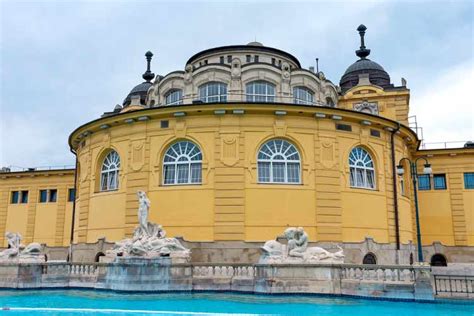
{"left": 340, "top": 25, "right": 391, "bottom": 93}
{"left": 123, "top": 51, "right": 155, "bottom": 106}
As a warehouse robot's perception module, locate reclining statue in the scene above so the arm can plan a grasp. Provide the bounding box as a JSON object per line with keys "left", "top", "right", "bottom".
{"left": 106, "top": 191, "right": 190, "bottom": 261}
{"left": 260, "top": 227, "right": 344, "bottom": 264}
{"left": 0, "top": 232, "right": 43, "bottom": 261}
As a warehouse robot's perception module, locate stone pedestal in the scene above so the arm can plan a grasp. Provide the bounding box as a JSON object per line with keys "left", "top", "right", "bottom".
{"left": 102, "top": 257, "right": 192, "bottom": 291}
{"left": 255, "top": 264, "right": 341, "bottom": 294}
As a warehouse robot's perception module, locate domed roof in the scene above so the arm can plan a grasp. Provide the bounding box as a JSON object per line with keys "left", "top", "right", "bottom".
{"left": 340, "top": 25, "right": 391, "bottom": 93}
{"left": 123, "top": 51, "right": 155, "bottom": 106}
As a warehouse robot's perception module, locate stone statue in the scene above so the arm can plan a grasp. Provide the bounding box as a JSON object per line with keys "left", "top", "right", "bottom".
{"left": 106, "top": 190, "right": 190, "bottom": 262}
{"left": 0, "top": 232, "right": 43, "bottom": 262}
{"left": 260, "top": 227, "right": 344, "bottom": 264}
{"left": 137, "top": 191, "right": 150, "bottom": 235}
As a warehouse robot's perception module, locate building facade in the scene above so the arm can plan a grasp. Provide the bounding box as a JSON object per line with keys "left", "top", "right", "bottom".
{"left": 1, "top": 25, "right": 473, "bottom": 264}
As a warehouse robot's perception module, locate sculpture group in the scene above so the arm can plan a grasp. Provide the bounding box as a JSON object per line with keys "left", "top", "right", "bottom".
{"left": 106, "top": 191, "right": 190, "bottom": 261}
{"left": 260, "top": 227, "right": 344, "bottom": 264}
{"left": 0, "top": 232, "right": 43, "bottom": 262}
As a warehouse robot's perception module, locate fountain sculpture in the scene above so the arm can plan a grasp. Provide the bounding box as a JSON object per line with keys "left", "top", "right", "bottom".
{"left": 260, "top": 227, "right": 344, "bottom": 264}
{"left": 105, "top": 191, "right": 190, "bottom": 262}
{"left": 0, "top": 232, "right": 43, "bottom": 262}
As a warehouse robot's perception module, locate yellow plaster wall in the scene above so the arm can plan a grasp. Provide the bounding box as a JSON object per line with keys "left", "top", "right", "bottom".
{"left": 5, "top": 204, "right": 29, "bottom": 244}
{"left": 0, "top": 170, "right": 75, "bottom": 246}
{"left": 70, "top": 104, "right": 419, "bottom": 244}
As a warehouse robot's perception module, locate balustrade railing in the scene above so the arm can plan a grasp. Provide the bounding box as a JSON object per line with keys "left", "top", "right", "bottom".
{"left": 341, "top": 265, "right": 415, "bottom": 283}
{"left": 192, "top": 264, "right": 255, "bottom": 278}
{"left": 434, "top": 275, "right": 474, "bottom": 296}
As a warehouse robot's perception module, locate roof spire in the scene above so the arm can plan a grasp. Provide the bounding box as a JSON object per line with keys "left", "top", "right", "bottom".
{"left": 355, "top": 24, "right": 371, "bottom": 59}
{"left": 142, "top": 51, "right": 155, "bottom": 82}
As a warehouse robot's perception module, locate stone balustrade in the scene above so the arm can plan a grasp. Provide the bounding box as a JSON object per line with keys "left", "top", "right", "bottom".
{"left": 341, "top": 264, "right": 415, "bottom": 283}
{"left": 0, "top": 261, "right": 434, "bottom": 300}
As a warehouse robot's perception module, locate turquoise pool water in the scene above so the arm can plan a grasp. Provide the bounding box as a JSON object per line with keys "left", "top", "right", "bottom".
{"left": 0, "top": 290, "right": 472, "bottom": 315}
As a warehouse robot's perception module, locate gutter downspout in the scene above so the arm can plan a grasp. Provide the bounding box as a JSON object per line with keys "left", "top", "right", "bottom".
{"left": 390, "top": 123, "right": 401, "bottom": 263}
{"left": 68, "top": 148, "right": 78, "bottom": 263}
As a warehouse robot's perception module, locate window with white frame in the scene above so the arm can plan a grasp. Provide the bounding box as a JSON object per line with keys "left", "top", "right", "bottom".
{"left": 100, "top": 150, "right": 120, "bottom": 191}
{"left": 349, "top": 147, "right": 376, "bottom": 189}
{"left": 199, "top": 82, "right": 227, "bottom": 103}
{"left": 246, "top": 81, "right": 275, "bottom": 102}
{"left": 163, "top": 141, "right": 202, "bottom": 185}
{"left": 165, "top": 89, "right": 183, "bottom": 105}
{"left": 257, "top": 139, "right": 301, "bottom": 184}
{"left": 293, "top": 87, "right": 314, "bottom": 105}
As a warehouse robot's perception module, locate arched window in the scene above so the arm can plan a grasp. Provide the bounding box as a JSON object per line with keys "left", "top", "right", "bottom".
{"left": 293, "top": 87, "right": 314, "bottom": 105}
{"left": 165, "top": 89, "right": 183, "bottom": 105}
{"left": 246, "top": 81, "right": 275, "bottom": 102}
{"left": 95, "top": 252, "right": 105, "bottom": 263}
{"left": 363, "top": 253, "right": 377, "bottom": 265}
{"left": 430, "top": 254, "right": 447, "bottom": 267}
{"left": 163, "top": 141, "right": 202, "bottom": 185}
{"left": 349, "top": 147, "right": 375, "bottom": 189}
{"left": 257, "top": 139, "right": 301, "bottom": 184}
{"left": 199, "top": 82, "right": 227, "bottom": 103}
{"left": 100, "top": 150, "right": 120, "bottom": 191}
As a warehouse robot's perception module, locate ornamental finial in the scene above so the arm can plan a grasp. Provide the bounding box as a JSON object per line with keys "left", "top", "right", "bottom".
{"left": 355, "top": 24, "right": 371, "bottom": 59}
{"left": 142, "top": 51, "right": 155, "bottom": 82}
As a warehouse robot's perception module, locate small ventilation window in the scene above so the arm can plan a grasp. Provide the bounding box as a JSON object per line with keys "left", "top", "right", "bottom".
{"left": 227, "top": 55, "right": 232, "bottom": 63}
{"left": 160, "top": 120, "right": 169, "bottom": 128}
{"left": 246, "top": 55, "right": 251, "bottom": 62}
{"left": 271, "top": 58, "right": 276, "bottom": 65}
{"left": 336, "top": 124, "right": 352, "bottom": 132}
{"left": 370, "top": 129, "right": 381, "bottom": 137}
{"left": 220, "top": 56, "right": 224, "bottom": 64}
{"left": 254, "top": 55, "right": 259, "bottom": 62}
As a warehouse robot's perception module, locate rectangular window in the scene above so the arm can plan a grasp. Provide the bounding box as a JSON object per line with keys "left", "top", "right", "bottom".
{"left": 68, "top": 188, "right": 75, "bottom": 202}
{"left": 20, "top": 191, "right": 28, "bottom": 203}
{"left": 433, "top": 174, "right": 447, "bottom": 190}
{"left": 49, "top": 189, "right": 57, "bottom": 202}
{"left": 254, "top": 55, "right": 259, "bottom": 62}
{"left": 271, "top": 58, "right": 276, "bottom": 65}
{"left": 464, "top": 172, "right": 474, "bottom": 189}
{"left": 39, "top": 190, "right": 47, "bottom": 203}
{"left": 418, "top": 175, "right": 431, "bottom": 190}
{"left": 219, "top": 56, "right": 224, "bottom": 64}
{"left": 336, "top": 124, "right": 352, "bottom": 132}
{"left": 11, "top": 191, "right": 19, "bottom": 204}
{"left": 246, "top": 55, "right": 251, "bottom": 62}
{"left": 370, "top": 129, "right": 381, "bottom": 137}
{"left": 160, "top": 120, "right": 169, "bottom": 128}
{"left": 227, "top": 55, "right": 232, "bottom": 63}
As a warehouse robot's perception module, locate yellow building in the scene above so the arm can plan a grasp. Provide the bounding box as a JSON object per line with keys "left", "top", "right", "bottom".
{"left": 1, "top": 25, "right": 473, "bottom": 265}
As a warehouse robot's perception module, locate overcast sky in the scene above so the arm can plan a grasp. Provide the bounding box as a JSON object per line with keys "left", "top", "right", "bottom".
{"left": 1, "top": 0, "right": 473, "bottom": 168}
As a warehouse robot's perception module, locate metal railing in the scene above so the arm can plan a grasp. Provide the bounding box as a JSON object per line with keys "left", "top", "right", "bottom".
{"left": 0, "top": 165, "right": 75, "bottom": 173}
{"left": 420, "top": 141, "right": 472, "bottom": 150}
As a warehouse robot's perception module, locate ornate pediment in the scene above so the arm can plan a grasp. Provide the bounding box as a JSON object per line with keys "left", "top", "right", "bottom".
{"left": 353, "top": 101, "right": 379, "bottom": 115}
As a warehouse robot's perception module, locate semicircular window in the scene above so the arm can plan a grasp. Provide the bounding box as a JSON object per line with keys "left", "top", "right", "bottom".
{"left": 199, "top": 82, "right": 227, "bottom": 103}
{"left": 257, "top": 139, "right": 301, "bottom": 184}
{"left": 293, "top": 87, "right": 314, "bottom": 105}
{"left": 349, "top": 147, "right": 375, "bottom": 189}
{"left": 100, "top": 150, "right": 120, "bottom": 191}
{"left": 163, "top": 141, "right": 202, "bottom": 185}
{"left": 246, "top": 81, "right": 276, "bottom": 103}
{"left": 165, "top": 89, "right": 183, "bottom": 105}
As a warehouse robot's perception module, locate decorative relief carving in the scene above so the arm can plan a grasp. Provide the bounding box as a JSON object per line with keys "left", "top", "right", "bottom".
{"left": 353, "top": 101, "right": 379, "bottom": 115}
{"left": 174, "top": 120, "right": 187, "bottom": 138}
{"left": 273, "top": 119, "right": 287, "bottom": 137}
{"left": 130, "top": 141, "right": 145, "bottom": 171}
{"left": 221, "top": 135, "right": 239, "bottom": 166}
{"left": 321, "top": 141, "right": 335, "bottom": 169}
